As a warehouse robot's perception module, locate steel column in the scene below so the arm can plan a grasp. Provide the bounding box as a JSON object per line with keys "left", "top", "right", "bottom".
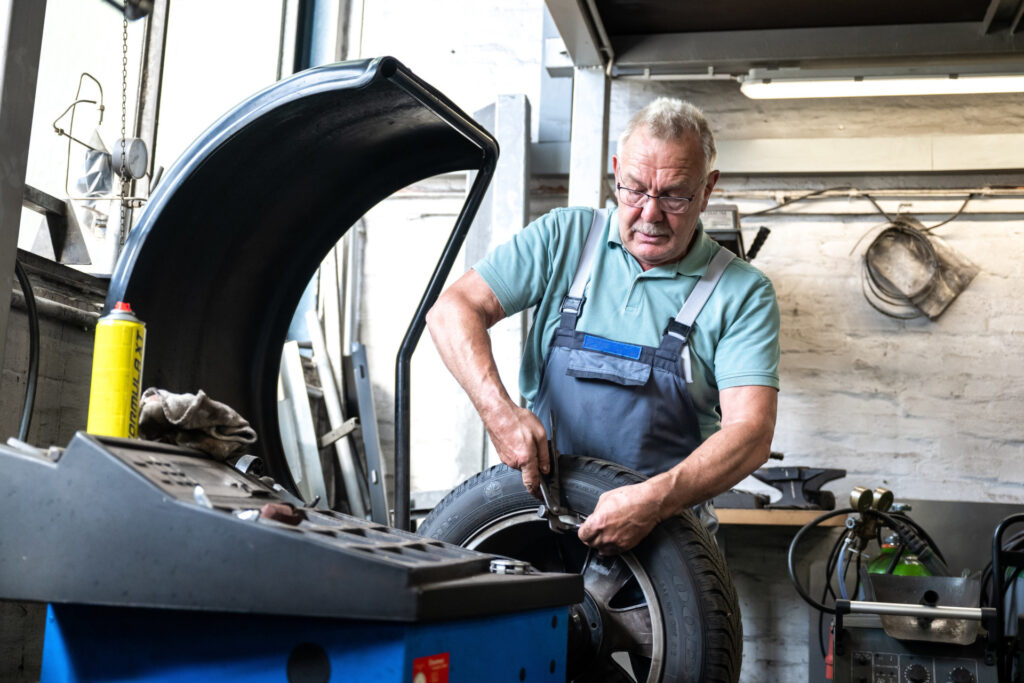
{"left": 0, "top": 0, "right": 47, "bottom": 376}
{"left": 134, "top": 0, "right": 169, "bottom": 193}
{"left": 567, "top": 66, "right": 609, "bottom": 209}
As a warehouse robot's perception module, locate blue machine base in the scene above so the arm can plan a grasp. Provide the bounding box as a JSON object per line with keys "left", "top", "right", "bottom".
{"left": 42, "top": 604, "right": 567, "bottom": 682}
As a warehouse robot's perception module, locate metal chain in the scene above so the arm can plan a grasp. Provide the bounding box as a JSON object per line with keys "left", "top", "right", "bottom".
{"left": 119, "top": 8, "right": 129, "bottom": 246}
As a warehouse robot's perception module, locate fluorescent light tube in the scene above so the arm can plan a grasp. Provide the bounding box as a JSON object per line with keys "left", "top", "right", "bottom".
{"left": 740, "top": 74, "right": 1024, "bottom": 99}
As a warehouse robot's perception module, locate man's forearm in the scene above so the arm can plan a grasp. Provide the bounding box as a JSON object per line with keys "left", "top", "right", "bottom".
{"left": 426, "top": 270, "right": 551, "bottom": 489}
{"left": 646, "top": 418, "right": 772, "bottom": 518}
{"left": 426, "top": 283, "right": 512, "bottom": 420}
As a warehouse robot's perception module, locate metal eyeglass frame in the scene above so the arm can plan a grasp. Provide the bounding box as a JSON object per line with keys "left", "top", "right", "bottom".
{"left": 615, "top": 182, "right": 696, "bottom": 214}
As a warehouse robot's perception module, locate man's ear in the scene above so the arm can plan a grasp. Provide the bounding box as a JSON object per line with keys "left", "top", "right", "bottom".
{"left": 700, "top": 170, "right": 720, "bottom": 210}
{"left": 612, "top": 155, "right": 619, "bottom": 176}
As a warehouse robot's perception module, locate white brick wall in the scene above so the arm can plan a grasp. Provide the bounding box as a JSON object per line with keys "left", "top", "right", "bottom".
{"left": 748, "top": 213, "right": 1024, "bottom": 503}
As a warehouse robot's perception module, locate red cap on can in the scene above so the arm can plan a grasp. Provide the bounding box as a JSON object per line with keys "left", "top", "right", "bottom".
{"left": 114, "top": 301, "right": 133, "bottom": 313}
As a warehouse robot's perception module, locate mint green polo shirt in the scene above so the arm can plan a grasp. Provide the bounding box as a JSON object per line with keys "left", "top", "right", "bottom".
{"left": 473, "top": 206, "right": 780, "bottom": 441}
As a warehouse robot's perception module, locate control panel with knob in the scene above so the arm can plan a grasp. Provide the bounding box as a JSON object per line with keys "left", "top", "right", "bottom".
{"left": 947, "top": 666, "right": 975, "bottom": 683}
{"left": 842, "top": 649, "right": 991, "bottom": 683}
{"left": 905, "top": 663, "right": 930, "bottom": 683}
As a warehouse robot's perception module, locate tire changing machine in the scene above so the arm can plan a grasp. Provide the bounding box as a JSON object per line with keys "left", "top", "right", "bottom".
{"left": 0, "top": 57, "right": 589, "bottom": 681}
{"left": 0, "top": 434, "right": 581, "bottom": 682}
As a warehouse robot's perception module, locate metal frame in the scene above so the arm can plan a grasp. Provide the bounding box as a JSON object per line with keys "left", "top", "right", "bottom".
{"left": 104, "top": 58, "right": 498, "bottom": 533}
{"left": 0, "top": 0, "right": 47, "bottom": 378}
{"left": 544, "top": 0, "right": 604, "bottom": 69}
{"left": 134, "top": 0, "right": 169, "bottom": 193}
{"left": 611, "top": 23, "right": 1024, "bottom": 77}
{"left": 394, "top": 140, "right": 497, "bottom": 530}
{"left": 991, "top": 512, "right": 1024, "bottom": 681}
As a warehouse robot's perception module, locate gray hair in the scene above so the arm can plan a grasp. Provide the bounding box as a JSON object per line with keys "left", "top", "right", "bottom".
{"left": 618, "top": 98, "right": 717, "bottom": 173}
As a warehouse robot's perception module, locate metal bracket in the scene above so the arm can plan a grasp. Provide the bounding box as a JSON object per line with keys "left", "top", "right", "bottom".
{"left": 318, "top": 416, "right": 358, "bottom": 449}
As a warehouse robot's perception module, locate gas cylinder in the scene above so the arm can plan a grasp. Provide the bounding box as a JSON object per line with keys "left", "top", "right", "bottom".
{"left": 86, "top": 301, "right": 146, "bottom": 438}
{"left": 868, "top": 534, "right": 932, "bottom": 576}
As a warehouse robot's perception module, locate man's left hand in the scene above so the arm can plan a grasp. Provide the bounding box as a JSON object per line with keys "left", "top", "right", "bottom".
{"left": 577, "top": 483, "right": 662, "bottom": 555}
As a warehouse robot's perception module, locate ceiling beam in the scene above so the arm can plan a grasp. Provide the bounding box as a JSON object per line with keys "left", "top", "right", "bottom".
{"left": 544, "top": 0, "right": 603, "bottom": 68}
{"left": 612, "top": 22, "right": 1024, "bottom": 76}
{"left": 982, "top": 0, "right": 1024, "bottom": 33}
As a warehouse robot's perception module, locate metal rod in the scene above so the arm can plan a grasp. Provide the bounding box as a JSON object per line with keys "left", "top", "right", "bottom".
{"left": 991, "top": 512, "right": 1024, "bottom": 680}
{"left": 846, "top": 599, "right": 986, "bottom": 621}
{"left": 305, "top": 310, "right": 366, "bottom": 517}
{"left": 390, "top": 67, "right": 499, "bottom": 531}
{"left": 394, "top": 165, "right": 495, "bottom": 530}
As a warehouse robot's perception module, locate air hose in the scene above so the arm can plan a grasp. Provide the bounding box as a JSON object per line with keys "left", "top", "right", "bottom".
{"left": 788, "top": 507, "right": 949, "bottom": 615}
{"left": 13, "top": 257, "right": 40, "bottom": 442}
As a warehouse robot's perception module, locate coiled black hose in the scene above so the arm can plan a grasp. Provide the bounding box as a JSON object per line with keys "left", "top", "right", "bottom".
{"left": 788, "top": 507, "right": 950, "bottom": 615}
{"left": 13, "top": 257, "right": 40, "bottom": 442}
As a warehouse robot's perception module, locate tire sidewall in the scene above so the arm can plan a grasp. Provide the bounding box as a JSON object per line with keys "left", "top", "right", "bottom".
{"left": 418, "top": 458, "right": 719, "bottom": 683}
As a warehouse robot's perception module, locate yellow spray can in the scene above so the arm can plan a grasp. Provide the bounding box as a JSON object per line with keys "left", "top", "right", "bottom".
{"left": 86, "top": 301, "right": 146, "bottom": 438}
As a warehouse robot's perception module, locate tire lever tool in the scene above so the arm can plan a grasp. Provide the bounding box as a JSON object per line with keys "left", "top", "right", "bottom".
{"left": 536, "top": 412, "right": 580, "bottom": 533}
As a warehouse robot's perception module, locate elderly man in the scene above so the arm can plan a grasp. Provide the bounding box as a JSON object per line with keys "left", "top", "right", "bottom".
{"left": 427, "top": 97, "right": 779, "bottom": 554}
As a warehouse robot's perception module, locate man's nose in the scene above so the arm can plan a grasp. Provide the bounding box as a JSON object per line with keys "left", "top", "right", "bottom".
{"left": 641, "top": 195, "right": 664, "bottom": 222}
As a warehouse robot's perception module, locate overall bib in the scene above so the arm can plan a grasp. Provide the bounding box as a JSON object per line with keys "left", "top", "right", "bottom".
{"left": 532, "top": 209, "right": 734, "bottom": 530}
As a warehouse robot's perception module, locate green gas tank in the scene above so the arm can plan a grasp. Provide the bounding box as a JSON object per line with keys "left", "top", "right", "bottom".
{"left": 868, "top": 534, "right": 932, "bottom": 576}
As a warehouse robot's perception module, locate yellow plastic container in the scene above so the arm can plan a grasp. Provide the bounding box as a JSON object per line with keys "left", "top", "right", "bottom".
{"left": 86, "top": 301, "right": 146, "bottom": 438}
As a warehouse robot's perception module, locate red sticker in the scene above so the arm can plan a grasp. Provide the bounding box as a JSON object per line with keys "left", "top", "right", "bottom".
{"left": 412, "top": 652, "right": 450, "bottom": 683}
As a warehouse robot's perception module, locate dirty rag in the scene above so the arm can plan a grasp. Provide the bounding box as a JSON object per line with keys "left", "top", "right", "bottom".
{"left": 140, "top": 388, "right": 257, "bottom": 460}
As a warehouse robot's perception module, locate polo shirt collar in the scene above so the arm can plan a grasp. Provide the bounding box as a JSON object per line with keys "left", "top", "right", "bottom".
{"left": 605, "top": 207, "right": 716, "bottom": 277}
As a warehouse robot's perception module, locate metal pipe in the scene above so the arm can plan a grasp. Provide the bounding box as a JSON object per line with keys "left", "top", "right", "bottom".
{"left": 394, "top": 161, "right": 496, "bottom": 530}
{"left": 391, "top": 70, "right": 499, "bottom": 529}
{"left": 991, "top": 512, "right": 1024, "bottom": 681}
{"left": 846, "top": 599, "right": 986, "bottom": 621}
{"left": 305, "top": 310, "right": 366, "bottom": 517}
{"left": 10, "top": 291, "right": 99, "bottom": 329}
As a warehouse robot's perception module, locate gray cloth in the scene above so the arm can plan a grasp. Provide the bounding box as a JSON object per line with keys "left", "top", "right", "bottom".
{"left": 139, "top": 388, "right": 257, "bottom": 460}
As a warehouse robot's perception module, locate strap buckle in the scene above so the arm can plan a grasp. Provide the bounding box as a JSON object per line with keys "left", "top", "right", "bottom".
{"left": 665, "top": 318, "right": 691, "bottom": 342}
{"left": 560, "top": 296, "right": 584, "bottom": 316}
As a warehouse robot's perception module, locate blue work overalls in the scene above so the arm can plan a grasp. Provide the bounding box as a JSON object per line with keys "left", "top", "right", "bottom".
{"left": 532, "top": 209, "right": 734, "bottom": 530}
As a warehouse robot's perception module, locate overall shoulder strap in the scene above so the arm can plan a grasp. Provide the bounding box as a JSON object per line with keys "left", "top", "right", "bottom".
{"left": 669, "top": 246, "right": 735, "bottom": 337}
{"left": 662, "top": 246, "right": 735, "bottom": 382}
{"left": 559, "top": 208, "right": 608, "bottom": 329}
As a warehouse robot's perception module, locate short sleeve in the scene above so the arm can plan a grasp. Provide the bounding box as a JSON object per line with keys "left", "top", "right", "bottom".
{"left": 713, "top": 275, "right": 781, "bottom": 390}
{"left": 472, "top": 212, "right": 562, "bottom": 316}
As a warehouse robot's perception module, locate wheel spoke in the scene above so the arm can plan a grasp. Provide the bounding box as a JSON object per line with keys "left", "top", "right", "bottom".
{"left": 582, "top": 554, "right": 635, "bottom": 604}
{"left": 603, "top": 605, "right": 655, "bottom": 657}
{"left": 574, "top": 656, "right": 637, "bottom": 683}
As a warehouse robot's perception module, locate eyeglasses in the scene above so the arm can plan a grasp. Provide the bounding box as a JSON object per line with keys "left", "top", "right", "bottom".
{"left": 616, "top": 183, "right": 696, "bottom": 214}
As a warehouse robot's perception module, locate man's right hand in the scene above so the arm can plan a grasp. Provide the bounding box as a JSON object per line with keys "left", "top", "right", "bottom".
{"left": 427, "top": 269, "right": 551, "bottom": 497}
{"left": 483, "top": 404, "right": 550, "bottom": 497}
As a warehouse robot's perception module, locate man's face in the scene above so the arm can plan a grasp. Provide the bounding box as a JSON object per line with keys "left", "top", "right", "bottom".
{"left": 613, "top": 127, "right": 719, "bottom": 271}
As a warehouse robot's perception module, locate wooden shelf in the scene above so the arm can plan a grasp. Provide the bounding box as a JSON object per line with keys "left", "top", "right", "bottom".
{"left": 717, "top": 508, "right": 847, "bottom": 527}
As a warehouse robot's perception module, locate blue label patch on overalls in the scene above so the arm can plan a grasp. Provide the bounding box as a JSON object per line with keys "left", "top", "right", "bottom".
{"left": 581, "top": 334, "right": 643, "bottom": 360}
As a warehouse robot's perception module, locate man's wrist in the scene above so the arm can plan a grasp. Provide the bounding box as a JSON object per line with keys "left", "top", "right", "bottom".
{"left": 644, "top": 470, "right": 687, "bottom": 521}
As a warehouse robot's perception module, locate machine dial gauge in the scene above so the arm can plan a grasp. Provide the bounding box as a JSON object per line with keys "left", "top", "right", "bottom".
{"left": 947, "top": 667, "right": 975, "bottom": 683}
{"left": 112, "top": 137, "right": 149, "bottom": 180}
{"left": 905, "top": 663, "right": 930, "bottom": 683}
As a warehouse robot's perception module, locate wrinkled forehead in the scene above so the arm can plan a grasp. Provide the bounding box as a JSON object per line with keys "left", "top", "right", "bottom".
{"left": 619, "top": 127, "right": 709, "bottom": 180}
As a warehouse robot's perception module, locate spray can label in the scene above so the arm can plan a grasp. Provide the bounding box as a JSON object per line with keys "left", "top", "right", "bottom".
{"left": 86, "top": 301, "right": 146, "bottom": 438}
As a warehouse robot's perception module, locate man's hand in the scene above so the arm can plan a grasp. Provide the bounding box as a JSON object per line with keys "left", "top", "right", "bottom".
{"left": 577, "top": 482, "right": 663, "bottom": 555}
{"left": 428, "top": 270, "right": 551, "bottom": 497}
{"left": 484, "top": 404, "right": 550, "bottom": 497}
